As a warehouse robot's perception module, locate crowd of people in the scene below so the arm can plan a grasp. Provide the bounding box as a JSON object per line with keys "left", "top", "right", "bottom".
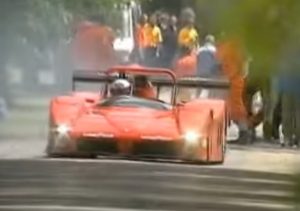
{"left": 132, "top": 8, "right": 221, "bottom": 79}
{"left": 69, "top": 8, "right": 253, "bottom": 144}
{"left": 70, "top": 8, "right": 222, "bottom": 78}
{"left": 70, "top": 7, "right": 300, "bottom": 147}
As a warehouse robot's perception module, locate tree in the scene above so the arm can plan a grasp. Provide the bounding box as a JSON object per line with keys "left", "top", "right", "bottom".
{"left": 0, "top": 0, "right": 125, "bottom": 102}
{"left": 219, "top": 0, "right": 300, "bottom": 80}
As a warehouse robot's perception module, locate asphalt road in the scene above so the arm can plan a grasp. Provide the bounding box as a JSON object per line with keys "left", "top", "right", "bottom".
{"left": 0, "top": 137, "right": 299, "bottom": 211}
{"left": 0, "top": 158, "right": 296, "bottom": 211}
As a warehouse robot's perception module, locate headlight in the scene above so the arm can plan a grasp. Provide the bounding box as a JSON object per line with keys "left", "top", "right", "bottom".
{"left": 184, "top": 131, "right": 201, "bottom": 145}
{"left": 56, "top": 124, "right": 71, "bottom": 135}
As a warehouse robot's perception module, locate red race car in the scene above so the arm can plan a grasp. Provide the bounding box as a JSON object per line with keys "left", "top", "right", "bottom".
{"left": 47, "top": 66, "right": 229, "bottom": 164}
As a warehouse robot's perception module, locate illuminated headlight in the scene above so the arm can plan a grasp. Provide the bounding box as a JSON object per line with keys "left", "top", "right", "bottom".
{"left": 55, "top": 124, "right": 71, "bottom": 136}
{"left": 184, "top": 131, "right": 201, "bottom": 145}
{"left": 51, "top": 124, "right": 72, "bottom": 150}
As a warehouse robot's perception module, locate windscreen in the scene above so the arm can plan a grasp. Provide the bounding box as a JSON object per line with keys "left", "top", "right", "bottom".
{"left": 99, "top": 96, "right": 172, "bottom": 110}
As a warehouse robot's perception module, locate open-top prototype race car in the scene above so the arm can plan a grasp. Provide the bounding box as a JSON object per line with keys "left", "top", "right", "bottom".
{"left": 47, "top": 65, "right": 229, "bottom": 164}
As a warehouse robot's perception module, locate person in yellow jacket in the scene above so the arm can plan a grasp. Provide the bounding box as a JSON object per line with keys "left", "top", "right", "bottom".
{"left": 178, "top": 24, "right": 199, "bottom": 51}
{"left": 178, "top": 8, "right": 199, "bottom": 52}
{"left": 143, "top": 14, "right": 163, "bottom": 67}
{"left": 173, "top": 8, "right": 199, "bottom": 102}
{"left": 173, "top": 8, "right": 199, "bottom": 73}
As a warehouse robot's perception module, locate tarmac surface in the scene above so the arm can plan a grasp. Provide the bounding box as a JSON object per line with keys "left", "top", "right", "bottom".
{"left": 0, "top": 138, "right": 299, "bottom": 211}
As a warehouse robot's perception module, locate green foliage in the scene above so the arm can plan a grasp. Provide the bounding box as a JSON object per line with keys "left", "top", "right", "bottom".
{"left": 0, "top": 0, "right": 125, "bottom": 67}
{"left": 142, "top": 0, "right": 186, "bottom": 14}
{"left": 219, "top": 0, "right": 300, "bottom": 79}
{"left": 63, "top": 0, "right": 119, "bottom": 19}
{"left": 0, "top": 0, "right": 127, "bottom": 101}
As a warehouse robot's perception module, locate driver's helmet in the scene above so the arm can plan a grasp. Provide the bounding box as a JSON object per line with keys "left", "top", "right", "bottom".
{"left": 110, "top": 79, "right": 132, "bottom": 96}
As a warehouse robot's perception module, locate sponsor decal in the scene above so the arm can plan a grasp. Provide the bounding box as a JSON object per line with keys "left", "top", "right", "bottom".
{"left": 83, "top": 133, "right": 114, "bottom": 138}
{"left": 141, "top": 136, "right": 173, "bottom": 141}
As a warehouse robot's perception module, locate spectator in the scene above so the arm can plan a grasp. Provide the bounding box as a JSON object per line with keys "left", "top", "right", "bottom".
{"left": 277, "top": 47, "right": 300, "bottom": 148}
{"left": 263, "top": 74, "right": 282, "bottom": 142}
{"left": 173, "top": 47, "right": 197, "bottom": 78}
{"left": 177, "top": 8, "right": 199, "bottom": 53}
{"left": 143, "top": 14, "right": 163, "bottom": 67}
{"left": 172, "top": 8, "right": 199, "bottom": 72}
{"left": 197, "top": 35, "right": 221, "bottom": 77}
{"left": 217, "top": 37, "right": 251, "bottom": 144}
{"left": 71, "top": 15, "right": 117, "bottom": 71}
{"left": 170, "top": 15, "right": 178, "bottom": 32}
{"left": 159, "top": 14, "right": 178, "bottom": 69}
{"left": 132, "top": 14, "right": 148, "bottom": 64}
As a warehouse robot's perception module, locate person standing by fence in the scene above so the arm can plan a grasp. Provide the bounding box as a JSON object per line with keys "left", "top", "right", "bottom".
{"left": 197, "top": 35, "right": 221, "bottom": 78}
{"left": 159, "top": 14, "right": 178, "bottom": 68}
{"left": 132, "top": 14, "right": 148, "bottom": 64}
{"left": 277, "top": 47, "right": 300, "bottom": 148}
{"left": 217, "top": 37, "right": 251, "bottom": 143}
{"left": 143, "top": 14, "right": 163, "bottom": 67}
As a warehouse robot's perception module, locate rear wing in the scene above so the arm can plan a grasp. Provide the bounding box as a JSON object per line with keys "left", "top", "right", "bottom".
{"left": 72, "top": 69, "right": 230, "bottom": 105}
{"left": 72, "top": 66, "right": 178, "bottom": 90}
{"left": 151, "top": 77, "right": 230, "bottom": 89}
{"left": 72, "top": 71, "right": 229, "bottom": 89}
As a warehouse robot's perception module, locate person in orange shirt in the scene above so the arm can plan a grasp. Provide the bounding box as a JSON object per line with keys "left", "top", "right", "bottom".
{"left": 132, "top": 14, "right": 148, "bottom": 64}
{"left": 71, "top": 15, "right": 117, "bottom": 71}
{"left": 173, "top": 47, "right": 197, "bottom": 102}
{"left": 173, "top": 47, "right": 197, "bottom": 78}
{"left": 217, "top": 37, "right": 251, "bottom": 143}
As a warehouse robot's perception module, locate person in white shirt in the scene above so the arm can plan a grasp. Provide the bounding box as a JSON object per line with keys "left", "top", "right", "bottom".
{"left": 197, "top": 35, "right": 221, "bottom": 77}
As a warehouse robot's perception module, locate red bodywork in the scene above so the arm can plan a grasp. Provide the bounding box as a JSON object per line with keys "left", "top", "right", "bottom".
{"left": 48, "top": 66, "right": 227, "bottom": 164}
